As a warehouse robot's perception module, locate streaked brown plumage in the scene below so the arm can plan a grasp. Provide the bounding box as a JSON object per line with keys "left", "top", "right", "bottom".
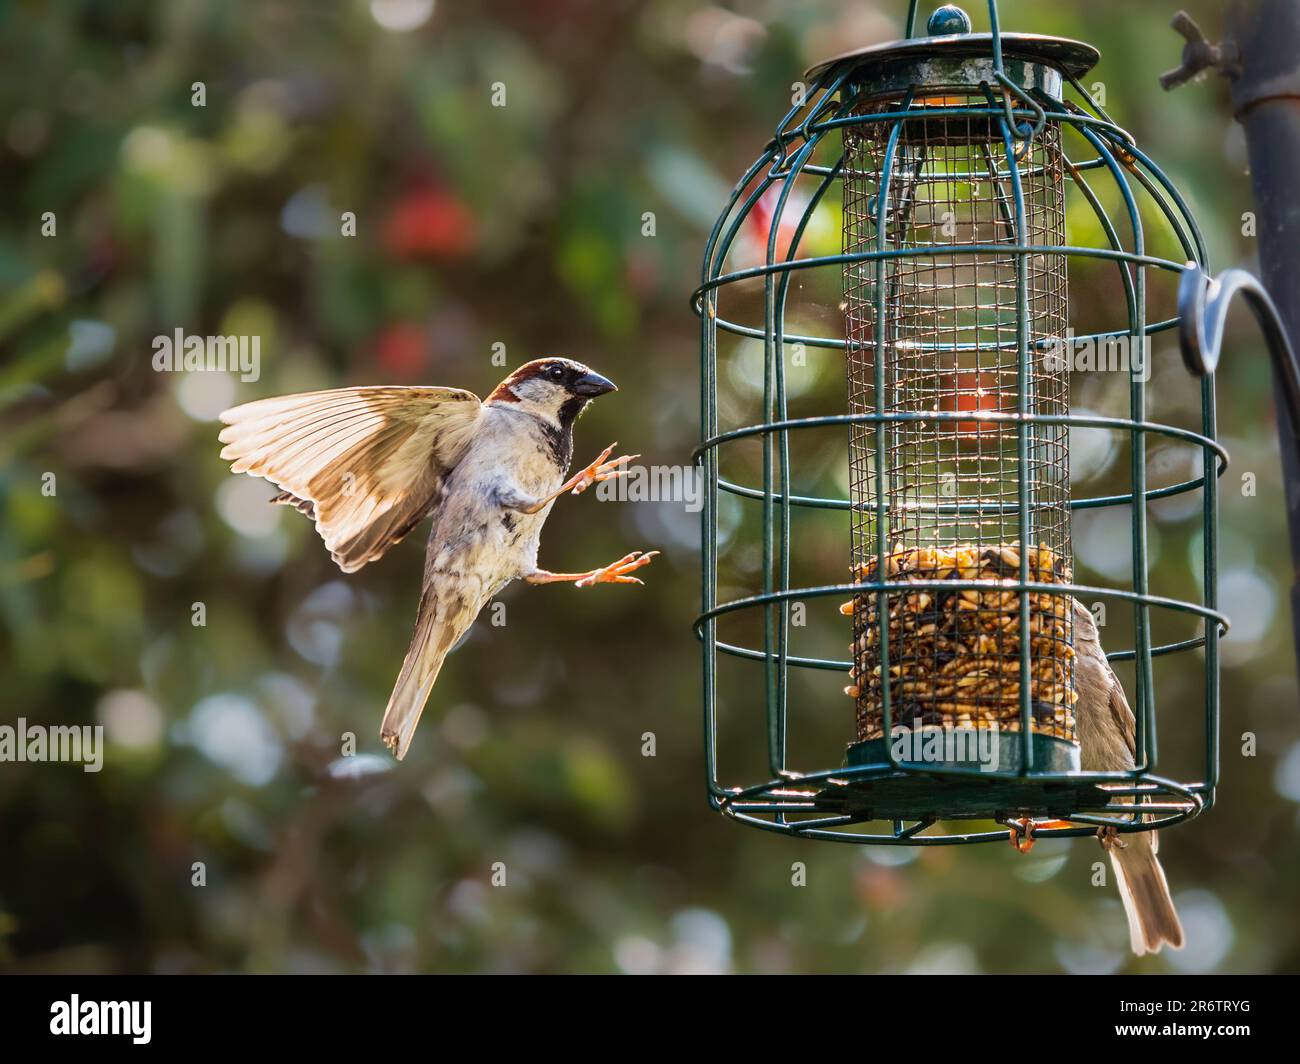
{"left": 1073, "top": 598, "right": 1185, "bottom": 955}
{"left": 218, "top": 358, "right": 656, "bottom": 759}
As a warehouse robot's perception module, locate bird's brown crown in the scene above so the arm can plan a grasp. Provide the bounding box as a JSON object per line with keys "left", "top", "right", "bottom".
{"left": 487, "top": 358, "right": 587, "bottom": 403}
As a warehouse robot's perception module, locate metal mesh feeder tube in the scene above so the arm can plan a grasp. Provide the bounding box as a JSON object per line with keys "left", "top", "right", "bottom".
{"left": 841, "top": 34, "right": 1077, "bottom": 781}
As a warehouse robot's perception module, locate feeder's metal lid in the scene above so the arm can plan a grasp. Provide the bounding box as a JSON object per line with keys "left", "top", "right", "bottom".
{"left": 805, "top": 31, "right": 1100, "bottom": 83}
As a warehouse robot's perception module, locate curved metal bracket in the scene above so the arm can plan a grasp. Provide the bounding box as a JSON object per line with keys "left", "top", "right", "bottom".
{"left": 1178, "top": 264, "right": 1300, "bottom": 435}
{"left": 1180, "top": 264, "right": 1300, "bottom": 693}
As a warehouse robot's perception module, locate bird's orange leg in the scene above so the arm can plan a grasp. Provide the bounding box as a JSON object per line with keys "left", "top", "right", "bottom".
{"left": 526, "top": 550, "right": 659, "bottom": 587}
{"left": 516, "top": 443, "right": 638, "bottom": 515}
{"left": 1008, "top": 817, "right": 1075, "bottom": 853}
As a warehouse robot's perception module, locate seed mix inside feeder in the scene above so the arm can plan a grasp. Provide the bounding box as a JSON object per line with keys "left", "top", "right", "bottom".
{"left": 843, "top": 543, "right": 1076, "bottom": 743}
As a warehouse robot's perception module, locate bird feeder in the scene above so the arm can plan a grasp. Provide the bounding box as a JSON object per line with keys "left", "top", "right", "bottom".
{"left": 694, "top": 2, "right": 1240, "bottom": 844}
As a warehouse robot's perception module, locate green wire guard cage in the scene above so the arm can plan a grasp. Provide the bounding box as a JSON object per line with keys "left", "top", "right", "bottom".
{"left": 693, "top": 2, "right": 1232, "bottom": 845}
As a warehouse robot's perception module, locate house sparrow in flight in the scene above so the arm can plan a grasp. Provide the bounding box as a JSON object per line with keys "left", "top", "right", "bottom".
{"left": 217, "top": 357, "right": 657, "bottom": 759}
{"left": 1073, "top": 598, "right": 1184, "bottom": 955}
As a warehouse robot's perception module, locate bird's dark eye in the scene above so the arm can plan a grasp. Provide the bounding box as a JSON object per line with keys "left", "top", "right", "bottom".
{"left": 548, "top": 365, "right": 564, "bottom": 381}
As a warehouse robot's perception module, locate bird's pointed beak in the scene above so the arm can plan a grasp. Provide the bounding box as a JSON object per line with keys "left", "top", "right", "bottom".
{"left": 572, "top": 371, "right": 617, "bottom": 397}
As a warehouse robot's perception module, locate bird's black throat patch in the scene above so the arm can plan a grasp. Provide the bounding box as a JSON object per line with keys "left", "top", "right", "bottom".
{"left": 557, "top": 395, "right": 589, "bottom": 429}
{"left": 539, "top": 396, "right": 588, "bottom": 469}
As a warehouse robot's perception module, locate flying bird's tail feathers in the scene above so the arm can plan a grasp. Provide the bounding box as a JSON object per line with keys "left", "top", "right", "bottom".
{"left": 1110, "top": 834, "right": 1185, "bottom": 955}
{"left": 380, "top": 589, "right": 471, "bottom": 760}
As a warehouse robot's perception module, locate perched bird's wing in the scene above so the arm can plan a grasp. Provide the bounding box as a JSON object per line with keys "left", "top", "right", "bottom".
{"left": 218, "top": 386, "right": 482, "bottom": 572}
{"left": 1074, "top": 598, "right": 1183, "bottom": 953}
{"left": 1107, "top": 676, "right": 1137, "bottom": 762}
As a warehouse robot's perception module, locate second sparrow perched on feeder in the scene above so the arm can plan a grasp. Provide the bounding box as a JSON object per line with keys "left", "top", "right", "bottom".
{"left": 1072, "top": 599, "right": 1184, "bottom": 955}
{"left": 217, "top": 357, "right": 657, "bottom": 759}
{"left": 999, "top": 600, "right": 1185, "bottom": 954}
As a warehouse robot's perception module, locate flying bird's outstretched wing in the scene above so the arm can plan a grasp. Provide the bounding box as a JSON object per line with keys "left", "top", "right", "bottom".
{"left": 218, "top": 386, "right": 482, "bottom": 572}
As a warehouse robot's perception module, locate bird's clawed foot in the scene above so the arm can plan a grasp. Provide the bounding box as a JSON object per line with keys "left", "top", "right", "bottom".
{"left": 566, "top": 442, "right": 638, "bottom": 497}
{"left": 526, "top": 550, "right": 659, "bottom": 587}
{"left": 575, "top": 550, "right": 659, "bottom": 587}
{"left": 1008, "top": 817, "right": 1074, "bottom": 853}
{"left": 1097, "top": 824, "right": 1127, "bottom": 850}
{"left": 516, "top": 443, "right": 640, "bottom": 515}
{"left": 1009, "top": 818, "right": 1037, "bottom": 853}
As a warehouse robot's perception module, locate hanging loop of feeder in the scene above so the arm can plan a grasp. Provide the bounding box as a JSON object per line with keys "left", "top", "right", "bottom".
{"left": 992, "top": 73, "right": 1046, "bottom": 159}
{"left": 984, "top": 0, "right": 1047, "bottom": 157}
{"left": 903, "top": 1, "right": 1046, "bottom": 157}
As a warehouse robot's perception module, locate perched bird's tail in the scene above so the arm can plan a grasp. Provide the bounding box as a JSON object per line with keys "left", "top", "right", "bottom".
{"left": 1109, "top": 833, "right": 1184, "bottom": 955}
{"left": 380, "top": 590, "right": 468, "bottom": 760}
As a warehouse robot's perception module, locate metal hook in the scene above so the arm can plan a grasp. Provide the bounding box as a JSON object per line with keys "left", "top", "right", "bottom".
{"left": 1180, "top": 264, "right": 1300, "bottom": 691}
{"left": 1177, "top": 267, "right": 1300, "bottom": 436}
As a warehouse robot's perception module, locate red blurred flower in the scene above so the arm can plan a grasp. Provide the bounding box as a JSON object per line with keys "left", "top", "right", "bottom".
{"left": 744, "top": 182, "right": 808, "bottom": 262}
{"left": 382, "top": 180, "right": 476, "bottom": 259}
{"left": 372, "top": 321, "right": 429, "bottom": 378}
{"left": 942, "top": 369, "right": 1010, "bottom": 436}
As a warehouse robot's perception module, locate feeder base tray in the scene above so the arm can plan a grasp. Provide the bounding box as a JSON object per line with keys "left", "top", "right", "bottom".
{"left": 824, "top": 732, "right": 1091, "bottom": 821}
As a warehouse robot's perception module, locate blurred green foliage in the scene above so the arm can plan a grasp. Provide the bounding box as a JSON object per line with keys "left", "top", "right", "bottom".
{"left": 0, "top": 0, "right": 1297, "bottom": 974}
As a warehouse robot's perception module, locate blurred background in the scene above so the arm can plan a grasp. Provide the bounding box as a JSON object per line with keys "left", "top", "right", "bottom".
{"left": 1, "top": 0, "right": 1297, "bottom": 974}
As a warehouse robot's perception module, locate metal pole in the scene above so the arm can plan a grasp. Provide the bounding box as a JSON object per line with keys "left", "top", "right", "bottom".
{"left": 1224, "top": 1, "right": 1300, "bottom": 674}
